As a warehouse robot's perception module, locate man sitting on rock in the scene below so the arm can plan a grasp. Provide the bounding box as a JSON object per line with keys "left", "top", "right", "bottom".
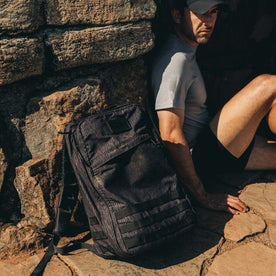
{"left": 151, "top": 0, "right": 276, "bottom": 214}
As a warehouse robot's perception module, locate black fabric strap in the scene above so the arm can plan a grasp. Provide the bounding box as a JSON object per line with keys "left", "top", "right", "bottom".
{"left": 115, "top": 190, "right": 181, "bottom": 220}
{"left": 30, "top": 235, "right": 60, "bottom": 276}
{"left": 89, "top": 216, "right": 99, "bottom": 226}
{"left": 119, "top": 201, "right": 189, "bottom": 234}
{"left": 124, "top": 215, "right": 194, "bottom": 249}
{"left": 91, "top": 231, "right": 108, "bottom": 241}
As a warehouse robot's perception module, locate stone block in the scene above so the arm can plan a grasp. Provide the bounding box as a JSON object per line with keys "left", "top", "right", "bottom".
{"left": 0, "top": 0, "right": 43, "bottom": 34}
{"left": 0, "top": 254, "right": 71, "bottom": 276}
{"left": 46, "top": 21, "right": 154, "bottom": 70}
{"left": 239, "top": 183, "right": 276, "bottom": 221}
{"left": 207, "top": 242, "right": 276, "bottom": 276}
{"left": 224, "top": 213, "right": 266, "bottom": 242}
{"left": 45, "top": 0, "right": 156, "bottom": 26}
{"left": 0, "top": 224, "right": 45, "bottom": 252}
{"left": 0, "top": 37, "right": 44, "bottom": 86}
{"left": 14, "top": 158, "right": 52, "bottom": 227}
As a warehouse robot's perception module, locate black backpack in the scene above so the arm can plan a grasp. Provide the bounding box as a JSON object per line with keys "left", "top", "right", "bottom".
{"left": 31, "top": 104, "right": 195, "bottom": 275}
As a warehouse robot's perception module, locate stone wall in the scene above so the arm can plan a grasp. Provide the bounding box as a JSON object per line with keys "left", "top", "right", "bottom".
{"left": 0, "top": 0, "right": 156, "bottom": 253}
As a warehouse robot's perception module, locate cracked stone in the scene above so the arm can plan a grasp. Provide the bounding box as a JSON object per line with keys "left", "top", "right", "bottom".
{"left": 224, "top": 213, "right": 266, "bottom": 242}
{"left": 59, "top": 228, "right": 222, "bottom": 276}
{"left": 196, "top": 208, "right": 266, "bottom": 242}
{"left": 46, "top": 22, "right": 154, "bottom": 71}
{"left": 45, "top": 0, "right": 156, "bottom": 25}
{"left": 0, "top": 37, "right": 44, "bottom": 85}
{"left": 268, "top": 223, "right": 276, "bottom": 246}
{"left": 0, "top": 254, "right": 72, "bottom": 276}
{"left": 206, "top": 242, "right": 276, "bottom": 276}
{"left": 239, "top": 183, "right": 276, "bottom": 221}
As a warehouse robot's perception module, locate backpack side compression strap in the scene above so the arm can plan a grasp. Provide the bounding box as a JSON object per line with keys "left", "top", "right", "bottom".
{"left": 30, "top": 234, "right": 60, "bottom": 276}
{"left": 31, "top": 134, "right": 79, "bottom": 275}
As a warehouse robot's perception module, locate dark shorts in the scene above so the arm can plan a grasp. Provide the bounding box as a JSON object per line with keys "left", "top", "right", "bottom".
{"left": 192, "top": 127, "right": 255, "bottom": 176}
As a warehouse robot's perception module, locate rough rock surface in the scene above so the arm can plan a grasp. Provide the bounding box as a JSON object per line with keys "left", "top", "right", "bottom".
{"left": 46, "top": 0, "right": 156, "bottom": 25}
{"left": 240, "top": 183, "right": 276, "bottom": 221}
{"left": 0, "top": 1, "right": 155, "bottom": 85}
{"left": 223, "top": 213, "right": 266, "bottom": 242}
{"left": 46, "top": 21, "right": 154, "bottom": 71}
{"left": 0, "top": 224, "right": 46, "bottom": 252}
{"left": 14, "top": 159, "right": 53, "bottom": 228}
{"left": 0, "top": 37, "right": 44, "bottom": 86}
{"left": 206, "top": 242, "right": 276, "bottom": 276}
{"left": 269, "top": 223, "right": 276, "bottom": 246}
{"left": 0, "top": 0, "right": 44, "bottom": 34}
{"left": 0, "top": 254, "right": 72, "bottom": 276}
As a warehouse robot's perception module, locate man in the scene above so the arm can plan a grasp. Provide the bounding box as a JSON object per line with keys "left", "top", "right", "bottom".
{"left": 151, "top": 0, "right": 276, "bottom": 214}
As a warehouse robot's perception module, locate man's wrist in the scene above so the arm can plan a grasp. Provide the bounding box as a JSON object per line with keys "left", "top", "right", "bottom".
{"left": 188, "top": 179, "right": 208, "bottom": 200}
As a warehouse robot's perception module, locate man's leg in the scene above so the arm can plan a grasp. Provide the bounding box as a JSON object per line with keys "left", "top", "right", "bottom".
{"left": 209, "top": 74, "right": 276, "bottom": 170}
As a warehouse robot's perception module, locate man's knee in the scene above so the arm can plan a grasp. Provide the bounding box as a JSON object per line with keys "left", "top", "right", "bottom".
{"left": 253, "top": 74, "right": 276, "bottom": 98}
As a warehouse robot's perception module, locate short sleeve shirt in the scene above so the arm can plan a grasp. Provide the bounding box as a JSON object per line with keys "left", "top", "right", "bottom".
{"left": 151, "top": 34, "right": 210, "bottom": 148}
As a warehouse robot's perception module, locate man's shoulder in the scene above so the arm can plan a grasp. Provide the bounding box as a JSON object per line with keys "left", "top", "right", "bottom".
{"left": 153, "top": 34, "right": 195, "bottom": 68}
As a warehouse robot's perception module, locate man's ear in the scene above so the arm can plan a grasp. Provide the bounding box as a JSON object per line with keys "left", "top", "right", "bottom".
{"left": 171, "top": 8, "right": 182, "bottom": 24}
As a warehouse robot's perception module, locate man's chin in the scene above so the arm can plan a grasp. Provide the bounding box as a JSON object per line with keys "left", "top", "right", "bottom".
{"left": 197, "top": 37, "right": 211, "bottom": 44}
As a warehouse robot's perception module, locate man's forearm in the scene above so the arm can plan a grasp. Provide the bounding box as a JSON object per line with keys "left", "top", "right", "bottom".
{"left": 163, "top": 139, "right": 207, "bottom": 200}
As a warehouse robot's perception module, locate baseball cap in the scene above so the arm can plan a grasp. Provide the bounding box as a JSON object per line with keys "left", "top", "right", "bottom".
{"left": 186, "top": 0, "right": 228, "bottom": 14}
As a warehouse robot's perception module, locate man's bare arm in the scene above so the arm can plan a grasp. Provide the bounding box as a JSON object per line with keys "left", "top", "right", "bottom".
{"left": 157, "top": 108, "right": 248, "bottom": 214}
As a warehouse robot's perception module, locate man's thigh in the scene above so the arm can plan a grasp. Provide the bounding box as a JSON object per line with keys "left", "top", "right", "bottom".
{"left": 209, "top": 74, "right": 276, "bottom": 159}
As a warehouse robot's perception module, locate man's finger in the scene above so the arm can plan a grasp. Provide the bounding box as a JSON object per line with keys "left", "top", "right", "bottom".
{"left": 227, "top": 196, "right": 248, "bottom": 212}
{"left": 225, "top": 206, "right": 237, "bottom": 215}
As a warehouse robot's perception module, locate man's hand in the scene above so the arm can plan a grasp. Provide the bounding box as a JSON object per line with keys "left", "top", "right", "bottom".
{"left": 198, "top": 192, "right": 248, "bottom": 215}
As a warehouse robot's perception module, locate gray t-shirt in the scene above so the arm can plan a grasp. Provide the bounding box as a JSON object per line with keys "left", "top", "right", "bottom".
{"left": 151, "top": 34, "right": 210, "bottom": 148}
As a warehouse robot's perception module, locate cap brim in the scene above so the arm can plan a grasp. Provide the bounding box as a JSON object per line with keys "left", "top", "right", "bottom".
{"left": 188, "top": 0, "right": 228, "bottom": 14}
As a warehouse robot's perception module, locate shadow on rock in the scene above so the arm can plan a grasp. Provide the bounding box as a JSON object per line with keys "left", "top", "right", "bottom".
{"left": 126, "top": 226, "right": 222, "bottom": 269}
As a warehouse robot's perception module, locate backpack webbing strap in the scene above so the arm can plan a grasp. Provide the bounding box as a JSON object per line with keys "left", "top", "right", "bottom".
{"left": 30, "top": 234, "right": 60, "bottom": 276}
{"left": 115, "top": 190, "right": 182, "bottom": 220}
{"left": 124, "top": 215, "right": 194, "bottom": 249}
{"left": 118, "top": 201, "right": 190, "bottom": 234}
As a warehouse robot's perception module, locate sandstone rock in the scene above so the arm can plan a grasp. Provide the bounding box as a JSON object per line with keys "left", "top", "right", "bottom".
{"left": 60, "top": 228, "right": 222, "bottom": 276}
{"left": 46, "top": 0, "right": 156, "bottom": 26}
{"left": 0, "top": 37, "right": 44, "bottom": 86}
{"left": 268, "top": 223, "right": 276, "bottom": 246}
{"left": 23, "top": 77, "right": 104, "bottom": 159}
{"left": 46, "top": 21, "right": 154, "bottom": 71}
{"left": 224, "top": 213, "right": 266, "bottom": 242}
{"left": 14, "top": 159, "right": 52, "bottom": 227}
{"left": 0, "top": 254, "right": 72, "bottom": 276}
{"left": 206, "top": 242, "right": 276, "bottom": 276}
{"left": 0, "top": 0, "right": 43, "bottom": 34}
{"left": 0, "top": 224, "right": 45, "bottom": 251}
{"left": 239, "top": 183, "right": 276, "bottom": 221}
